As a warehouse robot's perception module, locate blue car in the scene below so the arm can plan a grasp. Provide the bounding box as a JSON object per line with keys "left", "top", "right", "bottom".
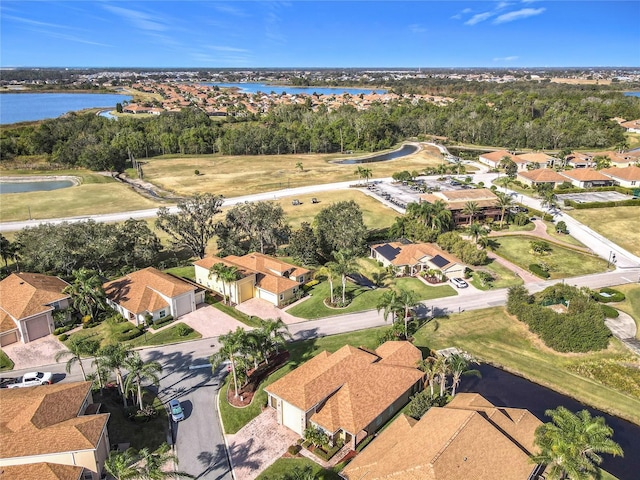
{"left": 169, "top": 399, "right": 185, "bottom": 422}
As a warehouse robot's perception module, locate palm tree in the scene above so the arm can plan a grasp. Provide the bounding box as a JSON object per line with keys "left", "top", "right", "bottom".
{"left": 448, "top": 354, "right": 481, "bottom": 397}
{"left": 208, "top": 263, "right": 239, "bottom": 305}
{"left": 532, "top": 407, "right": 623, "bottom": 480}
{"left": 329, "top": 249, "right": 359, "bottom": 305}
{"left": 495, "top": 191, "right": 514, "bottom": 228}
{"left": 467, "top": 222, "right": 487, "bottom": 245}
{"left": 541, "top": 189, "right": 558, "bottom": 214}
{"left": 462, "top": 201, "right": 480, "bottom": 226}
{"left": 354, "top": 166, "right": 373, "bottom": 185}
{"left": 396, "top": 288, "right": 419, "bottom": 339}
{"left": 429, "top": 200, "right": 452, "bottom": 232}
{"left": 417, "top": 356, "right": 439, "bottom": 397}
{"left": 64, "top": 268, "right": 108, "bottom": 322}
{"left": 0, "top": 234, "right": 11, "bottom": 267}
{"left": 98, "top": 343, "right": 133, "bottom": 406}
{"left": 259, "top": 318, "right": 291, "bottom": 358}
{"left": 434, "top": 355, "right": 450, "bottom": 397}
{"left": 123, "top": 352, "right": 163, "bottom": 410}
{"left": 296, "top": 161, "right": 303, "bottom": 172}
{"left": 55, "top": 336, "right": 100, "bottom": 382}
{"left": 376, "top": 289, "right": 400, "bottom": 325}
{"left": 407, "top": 201, "right": 433, "bottom": 228}
{"left": 137, "top": 443, "right": 194, "bottom": 479}
{"left": 104, "top": 448, "right": 140, "bottom": 480}
{"left": 210, "top": 327, "right": 247, "bottom": 398}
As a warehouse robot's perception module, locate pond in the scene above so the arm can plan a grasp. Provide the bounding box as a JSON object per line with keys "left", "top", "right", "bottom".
{"left": 333, "top": 144, "right": 419, "bottom": 165}
{"left": 200, "top": 82, "right": 387, "bottom": 96}
{"left": 0, "top": 179, "right": 76, "bottom": 194}
{"left": 460, "top": 364, "right": 639, "bottom": 479}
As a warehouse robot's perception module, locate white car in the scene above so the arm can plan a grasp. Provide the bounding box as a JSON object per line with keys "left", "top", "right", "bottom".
{"left": 169, "top": 398, "right": 185, "bottom": 422}
{"left": 6, "top": 371, "right": 53, "bottom": 388}
{"left": 450, "top": 277, "right": 469, "bottom": 289}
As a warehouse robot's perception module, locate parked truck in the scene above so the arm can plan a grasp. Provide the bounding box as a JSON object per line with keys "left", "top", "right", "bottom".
{"left": 1, "top": 371, "right": 53, "bottom": 388}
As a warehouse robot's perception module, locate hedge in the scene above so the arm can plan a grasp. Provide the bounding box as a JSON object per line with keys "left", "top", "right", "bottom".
{"left": 564, "top": 199, "right": 640, "bottom": 209}
{"left": 529, "top": 263, "right": 551, "bottom": 278}
{"left": 151, "top": 315, "right": 174, "bottom": 330}
{"left": 525, "top": 206, "right": 554, "bottom": 222}
{"left": 117, "top": 327, "right": 143, "bottom": 341}
{"left": 593, "top": 288, "right": 626, "bottom": 303}
{"left": 53, "top": 325, "right": 73, "bottom": 335}
{"left": 58, "top": 333, "right": 69, "bottom": 341}
{"left": 554, "top": 185, "right": 634, "bottom": 196}
{"left": 601, "top": 304, "right": 620, "bottom": 318}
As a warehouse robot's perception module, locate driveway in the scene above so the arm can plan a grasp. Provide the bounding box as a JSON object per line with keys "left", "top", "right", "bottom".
{"left": 180, "top": 304, "right": 253, "bottom": 338}
{"left": 2, "top": 335, "right": 68, "bottom": 370}
{"left": 235, "top": 298, "right": 301, "bottom": 325}
{"left": 227, "top": 408, "right": 299, "bottom": 480}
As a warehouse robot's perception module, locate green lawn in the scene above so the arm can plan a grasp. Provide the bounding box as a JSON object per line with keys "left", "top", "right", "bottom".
{"left": 569, "top": 206, "right": 640, "bottom": 258}
{"left": 543, "top": 221, "right": 586, "bottom": 248}
{"left": 470, "top": 259, "right": 523, "bottom": 290}
{"left": 492, "top": 235, "right": 608, "bottom": 279}
{"left": 610, "top": 284, "right": 640, "bottom": 339}
{"left": 0, "top": 349, "right": 15, "bottom": 371}
{"left": 287, "top": 278, "right": 456, "bottom": 320}
{"left": 126, "top": 323, "right": 201, "bottom": 347}
{"left": 163, "top": 265, "right": 196, "bottom": 281}
{"left": 257, "top": 458, "right": 341, "bottom": 480}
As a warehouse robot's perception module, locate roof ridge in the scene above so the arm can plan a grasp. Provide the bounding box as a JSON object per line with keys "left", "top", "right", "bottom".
{"left": 429, "top": 410, "right": 476, "bottom": 464}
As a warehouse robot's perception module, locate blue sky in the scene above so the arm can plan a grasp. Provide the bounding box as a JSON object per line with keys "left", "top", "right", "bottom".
{"left": 1, "top": 1, "right": 638, "bottom": 68}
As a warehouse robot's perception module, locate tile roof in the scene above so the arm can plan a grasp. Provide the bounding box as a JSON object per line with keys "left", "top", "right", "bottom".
{"left": 518, "top": 169, "right": 567, "bottom": 183}
{"left": 480, "top": 150, "right": 514, "bottom": 162}
{"left": 600, "top": 165, "right": 640, "bottom": 181}
{"left": 103, "top": 267, "right": 194, "bottom": 314}
{"left": 435, "top": 188, "right": 498, "bottom": 202}
{"left": 230, "top": 252, "right": 310, "bottom": 278}
{"left": 515, "top": 152, "right": 555, "bottom": 164}
{"left": 266, "top": 342, "right": 423, "bottom": 435}
{"left": 341, "top": 393, "right": 541, "bottom": 480}
{"left": 0, "top": 311, "right": 17, "bottom": 333}
{"left": 193, "top": 257, "right": 254, "bottom": 278}
{"left": 559, "top": 168, "right": 612, "bottom": 181}
{"left": 0, "top": 273, "right": 69, "bottom": 321}
{"left": 0, "top": 382, "right": 109, "bottom": 458}
{"left": 0, "top": 463, "right": 83, "bottom": 480}
{"left": 372, "top": 242, "right": 460, "bottom": 269}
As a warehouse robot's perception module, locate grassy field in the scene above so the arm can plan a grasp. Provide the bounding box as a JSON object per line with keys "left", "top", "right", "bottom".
{"left": 287, "top": 278, "right": 456, "bottom": 319}
{"left": 493, "top": 235, "right": 608, "bottom": 278}
{"left": 0, "top": 170, "right": 163, "bottom": 222}
{"left": 470, "top": 259, "right": 523, "bottom": 290}
{"left": 141, "top": 145, "right": 444, "bottom": 197}
{"left": 610, "top": 284, "right": 640, "bottom": 339}
{"left": 569, "top": 206, "right": 640, "bottom": 257}
{"left": 543, "top": 221, "right": 587, "bottom": 248}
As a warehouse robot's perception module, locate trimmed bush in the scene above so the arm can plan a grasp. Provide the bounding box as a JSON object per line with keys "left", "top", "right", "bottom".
{"left": 287, "top": 444, "right": 301, "bottom": 456}
{"left": 593, "top": 288, "right": 626, "bottom": 303}
{"left": 152, "top": 315, "right": 175, "bottom": 329}
{"left": 303, "top": 279, "right": 320, "bottom": 291}
{"left": 529, "top": 264, "right": 551, "bottom": 279}
{"left": 117, "top": 327, "right": 143, "bottom": 341}
{"left": 176, "top": 324, "right": 193, "bottom": 337}
{"left": 58, "top": 333, "right": 69, "bottom": 341}
{"left": 601, "top": 304, "right": 619, "bottom": 318}
{"left": 53, "top": 325, "right": 73, "bottom": 335}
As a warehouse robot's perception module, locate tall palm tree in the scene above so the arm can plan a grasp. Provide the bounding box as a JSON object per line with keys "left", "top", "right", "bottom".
{"left": 495, "top": 191, "right": 514, "bottom": 228}
{"left": 64, "top": 268, "right": 108, "bottom": 321}
{"left": 417, "top": 356, "right": 439, "bottom": 397}
{"left": 541, "top": 189, "right": 558, "bottom": 214}
{"left": 208, "top": 262, "right": 236, "bottom": 305}
{"left": 448, "top": 354, "right": 481, "bottom": 397}
{"left": 376, "top": 289, "right": 400, "bottom": 325}
{"left": 104, "top": 448, "right": 140, "bottom": 480}
{"left": 462, "top": 201, "right": 480, "bottom": 226}
{"left": 259, "top": 318, "right": 291, "bottom": 358}
{"left": 210, "top": 327, "right": 247, "bottom": 398}
{"left": 137, "top": 443, "right": 194, "bottom": 479}
{"left": 407, "top": 201, "right": 433, "bottom": 228}
{"left": 434, "top": 355, "right": 450, "bottom": 397}
{"left": 0, "top": 234, "right": 11, "bottom": 267}
{"left": 123, "top": 352, "right": 163, "bottom": 410}
{"left": 532, "top": 407, "right": 623, "bottom": 480}
{"left": 396, "top": 288, "right": 419, "bottom": 339}
{"left": 98, "top": 343, "right": 133, "bottom": 407}
{"left": 430, "top": 200, "right": 452, "bottom": 232}
{"left": 55, "top": 336, "right": 100, "bottom": 382}
{"left": 326, "top": 249, "right": 358, "bottom": 305}
{"left": 468, "top": 222, "right": 487, "bottom": 245}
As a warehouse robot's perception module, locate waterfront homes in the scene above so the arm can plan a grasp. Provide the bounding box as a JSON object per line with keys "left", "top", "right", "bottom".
{"left": 420, "top": 188, "right": 501, "bottom": 226}
{"left": 341, "top": 393, "right": 542, "bottom": 480}
{"left": 371, "top": 241, "right": 466, "bottom": 279}
{"left": 194, "top": 253, "right": 312, "bottom": 307}
{"left": 265, "top": 341, "right": 423, "bottom": 449}
{"left": 559, "top": 168, "right": 617, "bottom": 188}
{"left": 601, "top": 165, "right": 640, "bottom": 188}
{"left": 517, "top": 168, "right": 568, "bottom": 188}
{"left": 0, "top": 382, "right": 110, "bottom": 480}
{"left": 104, "top": 267, "right": 201, "bottom": 326}
{"left": 0, "top": 273, "right": 70, "bottom": 346}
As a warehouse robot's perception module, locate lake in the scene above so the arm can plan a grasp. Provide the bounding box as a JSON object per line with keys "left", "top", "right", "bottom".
{"left": 624, "top": 92, "right": 640, "bottom": 97}
{"left": 334, "top": 144, "right": 418, "bottom": 164}
{"left": 460, "top": 365, "right": 639, "bottom": 480}
{"left": 200, "top": 82, "right": 386, "bottom": 96}
{"left": 0, "top": 93, "right": 132, "bottom": 125}
{"left": 0, "top": 178, "right": 76, "bottom": 194}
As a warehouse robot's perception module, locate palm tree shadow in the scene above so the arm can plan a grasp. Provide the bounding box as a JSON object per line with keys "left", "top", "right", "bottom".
{"left": 195, "top": 446, "right": 229, "bottom": 479}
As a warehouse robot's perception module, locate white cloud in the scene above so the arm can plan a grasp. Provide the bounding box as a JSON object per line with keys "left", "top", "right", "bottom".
{"left": 212, "top": 4, "right": 248, "bottom": 17}
{"left": 493, "top": 56, "right": 519, "bottom": 62}
{"left": 409, "top": 24, "right": 427, "bottom": 34}
{"left": 465, "top": 12, "right": 494, "bottom": 26}
{"left": 207, "top": 45, "right": 250, "bottom": 53}
{"left": 102, "top": 5, "right": 167, "bottom": 32}
{"left": 494, "top": 7, "right": 545, "bottom": 24}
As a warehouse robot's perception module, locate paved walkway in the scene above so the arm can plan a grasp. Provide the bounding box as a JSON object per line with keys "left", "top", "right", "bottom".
{"left": 605, "top": 310, "right": 640, "bottom": 356}
{"left": 2, "top": 336, "right": 68, "bottom": 371}
{"left": 226, "top": 408, "right": 299, "bottom": 480}
{"left": 180, "top": 304, "right": 253, "bottom": 338}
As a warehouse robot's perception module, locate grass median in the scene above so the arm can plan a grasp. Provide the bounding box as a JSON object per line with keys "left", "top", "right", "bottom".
{"left": 569, "top": 206, "right": 640, "bottom": 258}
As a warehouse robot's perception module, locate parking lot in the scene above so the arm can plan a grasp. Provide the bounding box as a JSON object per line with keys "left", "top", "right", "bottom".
{"left": 366, "top": 176, "right": 477, "bottom": 209}
{"left": 556, "top": 191, "right": 633, "bottom": 203}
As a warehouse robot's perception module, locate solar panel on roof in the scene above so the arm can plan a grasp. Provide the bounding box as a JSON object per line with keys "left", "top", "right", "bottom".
{"left": 374, "top": 244, "right": 402, "bottom": 262}
{"left": 430, "top": 255, "right": 450, "bottom": 268}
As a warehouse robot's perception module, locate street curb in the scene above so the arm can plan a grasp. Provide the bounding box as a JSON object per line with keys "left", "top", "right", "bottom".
{"left": 216, "top": 386, "right": 237, "bottom": 480}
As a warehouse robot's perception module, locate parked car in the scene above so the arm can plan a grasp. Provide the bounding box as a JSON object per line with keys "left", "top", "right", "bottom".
{"left": 450, "top": 277, "right": 469, "bottom": 289}
{"left": 311, "top": 197, "right": 319, "bottom": 204}
{"left": 5, "top": 371, "right": 53, "bottom": 388}
{"left": 291, "top": 199, "right": 300, "bottom": 206}
{"left": 169, "top": 398, "right": 185, "bottom": 422}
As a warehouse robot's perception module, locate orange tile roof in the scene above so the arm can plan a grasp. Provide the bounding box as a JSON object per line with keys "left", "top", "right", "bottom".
{"left": 479, "top": 150, "right": 514, "bottom": 162}
{"left": 103, "top": 267, "right": 194, "bottom": 314}
{"left": 518, "top": 169, "right": 567, "bottom": 183}
{"left": 600, "top": 165, "right": 640, "bottom": 181}
{"left": 560, "top": 168, "right": 612, "bottom": 181}
{"left": 266, "top": 342, "right": 423, "bottom": 434}
{"left": 372, "top": 242, "right": 461, "bottom": 269}
{"left": 341, "top": 393, "right": 541, "bottom": 480}
{"left": 0, "top": 273, "right": 69, "bottom": 321}
{"left": 0, "top": 382, "right": 109, "bottom": 458}
{"left": 0, "top": 463, "right": 83, "bottom": 480}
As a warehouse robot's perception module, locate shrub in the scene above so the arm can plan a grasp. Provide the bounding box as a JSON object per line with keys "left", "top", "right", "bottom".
{"left": 117, "top": 327, "right": 143, "bottom": 341}
{"left": 194, "top": 169, "right": 200, "bottom": 175}
{"left": 152, "top": 315, "right": 175, "bottom": 329}
{"left": 176, "top": 323, "right": 193, "bottom": 337}
{"left": 601, "top": 304, "right": 619, "bottom": 318}
{"left": 303, "top": 279, "right": 320, "bottom": 291}
{"left": 513, "top": 212, "right": 530, "bottom": 226}
{"left": 82, "top": 321, "right": 99, "bottom": 329}
{"left": 288, "top": 444, "right": 301, "bottom": 456}
{"left": 58, "top": 333, "right": 68, "bottom": 341}
{"left": 53, "top": 325, "right": 73, "bottom": 335}
{"left": 592, "top": 288, "right": 626, "bottom": 303}
{"left": 555, "top": 221, "right": 568, "bottom": 234}
{"left": 529, "top": 264, "right": 551, "bottom": 278}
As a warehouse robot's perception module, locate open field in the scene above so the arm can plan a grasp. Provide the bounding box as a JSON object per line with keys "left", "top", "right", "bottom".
{"left": 568, "top": 206, "right": 640, "bottom": 257}
{"left": 141, "top": 145, "right": 444, "bottom": 197}
{"left": 493, "top": 235, "right": 608, "bottom": 278}
{"left": 543, "top": 220, "right": 587, "bottom": 248}
{"left": 0, "top": 170, "right": 163, "bottom": 222}
{"left": 470, "top": 258, "right": 523, "bottom": 290}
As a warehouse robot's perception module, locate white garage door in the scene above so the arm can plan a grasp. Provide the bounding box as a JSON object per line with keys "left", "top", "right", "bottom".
{"left": 258, "top": 289, "right": 277, "bottom": 305}
{"left": 174, "top": 293, "right": 195, "bottom": 317}
{"left": 25, "top": 316, "right": 51, "bottom": 342}
{"left": 0, "top": 330, "right": 19, "bottom": 347}
{"left": 282, "top": 401, "right": 303, "bottom": 436}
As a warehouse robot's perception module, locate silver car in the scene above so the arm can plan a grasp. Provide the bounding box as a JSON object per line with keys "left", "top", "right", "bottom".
{"left": 450, "top": 277, "right": 469, "bottom": 289}
{"left": 169, "top": 398, "right": 185, "bottom": 422}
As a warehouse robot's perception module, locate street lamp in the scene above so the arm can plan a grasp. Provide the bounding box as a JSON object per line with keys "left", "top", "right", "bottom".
{"left": 607, "top": 251, "right": 617, "bottom": 269}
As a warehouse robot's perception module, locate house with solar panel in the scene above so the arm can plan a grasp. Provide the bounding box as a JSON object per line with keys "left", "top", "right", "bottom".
{"left": 370, "top": 241, "right": 466, "bottom": 279}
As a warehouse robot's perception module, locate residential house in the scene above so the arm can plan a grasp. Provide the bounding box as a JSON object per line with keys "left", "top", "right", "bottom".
{"left": 597, "top": 150, "right": 640, "bottom": 168}
{"left": 370, "top": 241, "right": 466, "bottom": 279}
{"left": 600, "top": 165, "right": 640, "bottom": 188}
{"left": 420, "top": 188, "right": 501, "bottom": 226}
{"left": 0, "top": 463, "right": 84, "bottom": 480}
{"left": 104, "top": 267, "right": 202, "bottom": 326}
{"left": 341, "top": 393, "right": 542, "bottom": 480}
{"left": 0, "top": 273, "right": 70, "bottom": 346}
{"left": 559, "top": 168, "right": 616, "bottom": 188}
{"left": 565, "top": 151, "right": 593, "bottom": 169}
{"left": 265, "top": 341, "right": 423, "bottom": 450}
{"left": 0, "top": 382, "right": 110, "bottom": 480}
{"left": 194, "top": 252, "right": 312, "bottom": 307}
{"left": 517, "top": 168, "right": 568, "bottom": 188}
{"left": 478, "top": 150, "right": 515, "bottom": 169}
{"left": 514, "top": 152, "right": 556, "bottom": 170}
{"left": 620, "top": 119, "right": 640, "bottom": 133}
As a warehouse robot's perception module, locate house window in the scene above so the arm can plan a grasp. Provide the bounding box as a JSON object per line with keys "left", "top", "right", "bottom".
{"left": 159, "top": 311, "right": 166, "bottom": 318}
{"left": 279, "top": 294, "right": 284, "bottom": 301}
{"left": 632, "top": 181, "right": 636, "bottom": 186}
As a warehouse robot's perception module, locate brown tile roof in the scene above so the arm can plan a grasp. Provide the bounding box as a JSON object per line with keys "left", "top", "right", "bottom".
{"left": 600, "top": 165, "right": 640, "bottom": 181}
{"left": 230, "top": 252, "right": 310, "bottom": 278}
{"left": 518, "top": 169, "right": 567, "bottom": 183}
{"left": 341, "top": 393, "right": 541, "bottom": 480}
{"left": 420, "top": 189, "right": 499, "bottom": 211}
{"left": 480, "top": 150, "right": 514, "bottom": 162}
{"left": 193, "top": 257, "right": 254, "bottom": 278}
{"left": 0, "top": 311, "right": 17, "bottom": 333}
{"left": 103, "top": 267, "right": 194, "bottom": 314}
{"left": 372, "top": 242, "right": 461, "bottom": 269}
{"left": 0, "top": 463, "right": 83, "bottom": 480}
{"left": 620, "top": 119, "right": 640, "bottom": 129}
{"left": 560, "top": 168, "right": 612, "bottom": 181}
{"left": 0, "top": 273, "right": 69, "bottom": 322}
{"left": 0, "top": 382, "right": 109, "bottom": 458}
{"left": 266, "top": 342, "right": 423, "bottom": 435}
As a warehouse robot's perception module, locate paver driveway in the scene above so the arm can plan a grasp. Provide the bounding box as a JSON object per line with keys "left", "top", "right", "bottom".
{"left": 180, "top": 304, "right": 253, "bottom": 338}
{"left": 235, "top": 298, "right": 301, "bottom": 325}
{"left": 2, "top": 335, "right": 68, "bottom": 370}
{"left": 227, "top": 408, "right": 299, "bottom": 480}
